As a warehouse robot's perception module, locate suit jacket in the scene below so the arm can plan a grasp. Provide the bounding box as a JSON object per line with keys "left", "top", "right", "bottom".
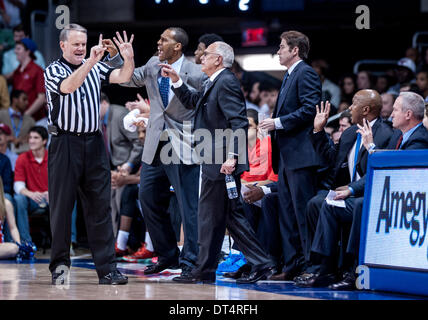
{"left": 311, "top": 118, "right": 393, "bottom": 191}
{"left": 351, "top": 123, "right": 428, "bottom": 196}
{"left": 0, "top": 108, "right": 35, "bottom": 154}
{"left": 271, "top": 61, "right": 322, "bottom": 172}
{"left": 173, "top": 68, "right": 249, "bottom": 181}
{"left": 107, "top": 104, "right": 143, "bottom": 170}
{"left": 108, "top": 55, "right": 207, "bottom": 165}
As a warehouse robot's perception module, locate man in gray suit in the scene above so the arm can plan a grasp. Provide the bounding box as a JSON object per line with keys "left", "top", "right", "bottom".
{"left": 99, "top": 92, "right": 143, "bottom": 236}
{"left": 107, "top": 27, "right": 206, "bottom": 275}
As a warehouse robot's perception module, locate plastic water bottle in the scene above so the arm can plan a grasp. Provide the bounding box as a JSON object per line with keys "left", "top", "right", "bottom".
{"left": 225, "top": 174, "right": 238, "bottom": 199}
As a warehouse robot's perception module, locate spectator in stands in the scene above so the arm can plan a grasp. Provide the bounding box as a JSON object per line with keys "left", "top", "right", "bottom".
{"left": 331, "top": 130, "right": 341, "bottom": 144}
{"left": 99, "top": 92, "right": 143, "bottom": 236}
{"left": 0, "top": 0, "right": 26, "bottom": 29}
{"left": 0, "top": 90, "right": 35, "bottom": 154}
{"left": 339, "top": 74, "right": 356, "bottom": 105}
{"left": 416, "top": 70, "right": 428, "bottom": 101}
{"left": 424, "top": 103, "right": 428, "bottom": 130}
{"left": 0, "top": 123, "right": 17, "bottom": 170}
{"left": 242, "top": 82, "right": 259, "bottom": 111}
{"left": 312, "top": 59, "right": 341, "bottom": 110}
{"left": 0, "top": 177, "right": 20, "bottom": 259}
{"left": 4, "top": 38, "right": 46, "bottom": 121}
{"left": 388, "top": 58, "right": 416, "bottom": 95}
{"left": 417, "top": 48, "right": 428, "bottom": 73}
{"left": 2, "top": 24, "right": 45, "bottom": 75}
{"left": 338, "top": 111, "right": 352, "bottom": 133}
{"left": 13, "top": 126, "right": 48, "bottom": 243}
{"left": 380, "top": 92, "right": 395, "bottom": 122}
{"left": 405, "top": 47, "right": 419, "bottom": 65}
{"left": 194, "top": 33, "right": 223, "bottom": 64}
{"left": 249, "top": 81, "right": 261, "bottom": 109}
{"left": 337, "top": 101, "right": 350, "bottom": 113}
{"left": 356, "top": 70, "right": 373, "bottom": 90}
{"left": 0, "top": 75, "right": 9, "bottom": 109}
{"left": 374, "top": 75, "right": 392, "bottom": 94}
{"left": 259, "top": 82, "right": 279, "bottom": 116}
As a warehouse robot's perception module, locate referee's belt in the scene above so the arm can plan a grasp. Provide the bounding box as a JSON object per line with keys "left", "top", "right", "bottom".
{"left": 48, "top": 125, "right": 100, "bottom": 137}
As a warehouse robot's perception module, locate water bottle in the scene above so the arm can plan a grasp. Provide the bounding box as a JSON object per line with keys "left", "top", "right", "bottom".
{"left": 225, "top": 174, "right": 238, "bottom": 199}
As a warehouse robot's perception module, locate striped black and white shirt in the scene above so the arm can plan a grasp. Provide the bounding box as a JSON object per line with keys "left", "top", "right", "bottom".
{"left": 44, "top": 57, "right": 114, "bottom": 133}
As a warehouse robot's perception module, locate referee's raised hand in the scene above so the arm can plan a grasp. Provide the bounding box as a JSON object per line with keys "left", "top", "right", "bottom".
{"left": 113, "top": 31, "right": 134, "bottom": 61}
{"left": 89, "top": 34, "right": 107, "bottom": 63}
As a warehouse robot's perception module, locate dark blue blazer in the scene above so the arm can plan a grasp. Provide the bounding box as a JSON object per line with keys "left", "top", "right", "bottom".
{"left": 271, "top": 61, "right": 322, "bottom": 172}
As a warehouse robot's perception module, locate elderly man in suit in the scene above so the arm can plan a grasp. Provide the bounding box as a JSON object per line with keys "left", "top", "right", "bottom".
{"left": 160, "top": 41, "right": 275, "bottom": 284}
{"left": 258, "top": 31, "right": 322, "bottom": 280}
{"left": 99, "top": 92, "right": 143, "bottom": 237}
{"left": 108, "top": 27, "right": 206, "bottom": 276}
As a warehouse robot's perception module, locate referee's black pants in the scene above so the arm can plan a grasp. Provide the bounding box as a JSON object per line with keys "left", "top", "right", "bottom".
{"left": 48, "top": 131, "right": 116, "bottom": 278}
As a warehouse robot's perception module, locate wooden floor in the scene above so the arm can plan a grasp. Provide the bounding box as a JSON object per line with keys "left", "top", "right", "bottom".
{"left": 0, "top": 250, "right": 313, "bottom": 300}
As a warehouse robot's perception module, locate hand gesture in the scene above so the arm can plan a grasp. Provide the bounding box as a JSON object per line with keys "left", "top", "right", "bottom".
{"left": 102, "top": 39, "right": 118, "bottom": 58}
{"left": 356, "top": 118, "right": 374, "bottom": 151}
{"left": 159, "top": 63, "right": 180, "bottom": 83}
{"left": 220, "top": 158, "right": 237, "bottom": 175}
{"left": 113, "top": 31, "right": 134, "bottom": 61}
{"left": 125, "top": 93, "right": 150, "bottom": 116}
{"left": 313, "top": 101, "right": 331, "bottom": 133}
{"left": 89, "top": 34, "right": 107, "bottom": 63}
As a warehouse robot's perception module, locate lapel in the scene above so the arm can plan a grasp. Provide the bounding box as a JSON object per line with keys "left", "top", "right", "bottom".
{"left": 341, "top": 125, "right": 358, "bottom": 159}
{"left": 275, "top": 62, "right": 303, "bottom": 117}
{"left": 196, "top": 68, "right": 225, "bottom": 108}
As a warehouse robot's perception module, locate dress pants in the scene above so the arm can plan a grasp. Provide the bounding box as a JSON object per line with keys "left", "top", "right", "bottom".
{"left": 311, "top": 197, "right": 363, "bottom": 259}
{"left": 192, "top": 174, "right": 273, "bottom": 279}
{"left": 305, "top": 190, "right": 329, "bottom": 259}
{"left": 48, "top": 132, "right": 116, "bottom": 277}
{"left": 277, "top": 163, "right": 317, "bottom": 274}
{"left": 139, "top": 148, "right": 199, "bottom": 267}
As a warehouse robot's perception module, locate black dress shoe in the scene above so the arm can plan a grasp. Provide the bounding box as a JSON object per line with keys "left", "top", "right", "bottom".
{"left": 223, "top": 263, "right": 252, "bottom": 279}
{"left": 295, "top": 272, "right": 336, "bottom": 288}
{"left": 173, "top": 273, "right": 216, "bottom": 284}
{"left": 269, "top": 270, "right": 299, "bottom": 281}
{"left": 293, "top": 272, "right": 313, "bottom": 283}
{"left": 236, "top": 266, "right": 276, "bottom": 284}
{"left": 144, "top": 261, "right": 178, "bottom": 275}
{"left": 328, "top": 273, "right": 356, "bottom": 290}
{"left": 99, "top": 269, "right": 128, "bottom": 285}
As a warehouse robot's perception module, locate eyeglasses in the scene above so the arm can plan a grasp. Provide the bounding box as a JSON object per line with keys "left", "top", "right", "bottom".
{"left": 202, "top": 51, "right": 221, "bottom": 58}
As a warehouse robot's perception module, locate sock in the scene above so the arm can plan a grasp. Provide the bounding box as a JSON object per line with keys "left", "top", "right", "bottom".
{"left": 145, "top": 232, "right": 154, "bottom": 252}
{"left": 116, "top": 230, "right": 129, "bottom": 250}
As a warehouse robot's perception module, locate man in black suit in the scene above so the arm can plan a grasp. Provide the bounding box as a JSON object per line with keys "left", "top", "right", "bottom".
{"left": 297, "top": 90, "right": 425, "bottom": 289}
{"left": 259, "top": 31, "right": 321, "bottom": 280}
{"left": 160, "top": 41, "right": 275, "bottom": 284}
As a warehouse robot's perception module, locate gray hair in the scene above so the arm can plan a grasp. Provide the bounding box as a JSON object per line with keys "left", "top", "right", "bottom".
{"left": 212, "top": 41, "right": 234, "bottom": 68}
{"left": 398, "top": 91, "right": 425, "bottom": 120}
{"left": 60, "top": 24, "right": 87, "bottom": 42}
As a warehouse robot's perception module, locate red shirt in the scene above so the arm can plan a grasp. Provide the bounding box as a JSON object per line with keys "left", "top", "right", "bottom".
{"left": 241, "top": 136, "right": 278, "bottom": 182}
{"left": 12, "top": 60, "right": 46, "bottom": 121}
{"left": 14, "top": 149, "right": 48, "bottom": 192}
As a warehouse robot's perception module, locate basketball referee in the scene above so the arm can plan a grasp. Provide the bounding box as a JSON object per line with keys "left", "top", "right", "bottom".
{"left": 44, "top": 24, "right": 135, "bottom": 285}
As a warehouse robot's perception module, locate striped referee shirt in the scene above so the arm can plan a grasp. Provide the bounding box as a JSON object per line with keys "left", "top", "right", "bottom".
{"left": 44, "top": 57, "right": 115, "bottom": 133}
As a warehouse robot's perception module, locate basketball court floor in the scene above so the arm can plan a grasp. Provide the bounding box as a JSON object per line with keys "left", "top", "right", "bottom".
{"left": 0, "top": 249, "right": 426, "bottom": 300}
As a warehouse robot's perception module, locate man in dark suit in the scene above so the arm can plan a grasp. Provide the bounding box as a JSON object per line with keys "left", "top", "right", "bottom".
{"left": 296, "top": 90, "right": 428, "bottom": 289}
{"left": 161, "top": 41, "right": 275, "bottom": 284}
{"left": 258, "top": 31, "right": 321, "bottom": 280}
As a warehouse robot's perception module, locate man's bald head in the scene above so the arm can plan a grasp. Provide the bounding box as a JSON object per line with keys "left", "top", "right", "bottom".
{"left": 349, "top": 89, "right": 382, "bottom": 125}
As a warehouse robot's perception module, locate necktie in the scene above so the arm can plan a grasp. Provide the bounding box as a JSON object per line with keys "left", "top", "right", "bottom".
{"left": 352, "top": 133, "right": 361, "bottom": 182}
{"left": 11, "top": 112, "right": 21, "bottom": 119}
{"left": 279, "top": 71, "right": 289, "bottom": 95}
{"left": 159, "top": 76, "right": 170, "bottom": 108}
{"left": 395, "top": 134, "right": 403, "bottom": 150}
{"left": 203, "top": 80, "right": 212, "bottom": 95}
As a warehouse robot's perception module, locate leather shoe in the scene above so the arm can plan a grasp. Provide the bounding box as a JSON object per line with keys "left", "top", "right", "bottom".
{"left": 223, "top": 263, "right": 251, "bottom": 279}
{"left": 173, "top": 273, "right": 215, "bottom": 284}
{"left": 236, "top": 266, "right": 276, "bottom": 284}
{"left": 328, "top": 273, "right": 356, "bottom": 290}
{"left": 99, "top": 269, "right": 128, "bottom": 285}
{"left": 144, "top": 260, "right": 179, "bottom": 275}
{"left": 180, "top": 264, "right": 194, "bottom": 277}
{"left": 295, "top": 272, "right": 336, "bottom": 288}
{"left": 269, "top": 270, "right": 298, "bottom": 281}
